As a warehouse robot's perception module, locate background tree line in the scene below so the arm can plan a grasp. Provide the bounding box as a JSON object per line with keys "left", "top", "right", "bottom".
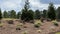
{"left": 0, "top": 0, "right": 60, "bottom": 21}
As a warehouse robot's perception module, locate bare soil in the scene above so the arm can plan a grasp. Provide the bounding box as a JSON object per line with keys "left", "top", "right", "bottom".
{"left": 0, "top": 19, "right": 60, "bottom": 34}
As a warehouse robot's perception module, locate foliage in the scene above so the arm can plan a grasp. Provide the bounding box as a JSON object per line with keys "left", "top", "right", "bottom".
{"left": 34, "top": 22, "right": 41, "bottom": 28}
{"left": 0, "top": 9, "right": 2, "bottom": 20}
{"left": 0, "top": 2, "right": 60, "bottom": 21}
{"left": 56, "top": 7, "right": 60, "bottom": 19}
{"left": 16, "top": 23, "right": 23, "bottom": 30}
{"left": 17, "top": 11, "right": 21, "bottom": 19}
{"left": 47, "top": 3, "right": 56, "bottom": 20}
{"left": 9, "top": 10, "right": 16, "bottom": 18}
{"left": 22, "top": 31, "right": 28, "bottom": 34}
{"left": 34, "top": 23, "right": 40, "bottom": 28}
{"left": 54, "top": 22, "right": 58, "bottom": 26}
{"left": 0, "top": 23, "right": 3, "bottom": 27}
{"left": 3, "top": 10, "right": 9, "bottom": 18}
{"left": 21, "top": 9, "right": 28, "bottom": 21}
{"left": 53, "top": 21, "right": 58, "bottom": 26}
{"left": 43, "top": 9, "right": 47, "bottom": 18}
{"left": 21, "top": 0, "right": 34, "bottom": 21}
{"left": 27, "top": 10, "right": 34, "bottom": 20}
{"left": 34, "top": 10, "right": 41, "bottom": 19}
{"left": 16, "top": 23, "right": 23, "bottom": 27}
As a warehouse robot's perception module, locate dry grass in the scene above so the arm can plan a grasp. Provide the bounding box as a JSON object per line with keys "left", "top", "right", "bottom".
{"left": 2, "top": 18, "right": 19, "bottom": 20}
{"left": 55, "top": 32, "right": 60, "bottom": 34}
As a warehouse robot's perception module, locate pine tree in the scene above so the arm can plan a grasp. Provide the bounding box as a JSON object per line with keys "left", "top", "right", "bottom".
{"left": 28, "top": 10, "right": 34, "bottom": 20}
{"left": 0, "top": 9, "right": 2, "bottom": 20}
{"left": 10, "top": 10, "right": 16, "bottom": 18}
{"left": 3, "top": 10, "right": 8, "bottom": 18}
{"left": 17, "top": 11, "right": 21, "bottom": 19}
{"left": 43, "top": 9, "right": 47, "bottom": 18}
{"left": 24, "top": 0, "right": 29, "bottom": 11}
{"left": 47, "top": 3, "right": 56, "bottom": 20}
{"left": 56, "top": 7, "right": 60, "bottom": 19}
{"left": 34, "top": 10, "right": 41, "bottom": 19}
{"left": 21, "top": 0, "right": 34, "bottom": 21}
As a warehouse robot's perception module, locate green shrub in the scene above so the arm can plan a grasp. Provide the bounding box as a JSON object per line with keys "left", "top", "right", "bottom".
{"left": 16, "top": 23, "right": 23, "bottom": 30}
{"left": 34, "top": 22, "right": 41, "bottom": 28}
{"left": 37, "top": 29, "right": 42, "bottom": 33}
{"left": 53, "top": 22, "right": 58, "bottom": 26}
{"left": 16, "top": 23, "right": 23, "bottom": 27}
{"left": 22, "top": 31, "right": 27, "bottom": 34}
{"left": 0, "top": 23, "right": 3, "bottom": 27}
{"left": 16, "top": 27, "right": 21, "bottom": 30}
{"left": 52, "top": 20, "right": 58, "bottom": 26}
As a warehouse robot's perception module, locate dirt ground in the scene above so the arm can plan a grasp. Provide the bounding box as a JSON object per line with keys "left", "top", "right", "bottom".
{"left": 0, "top": 19, "right": 60, "bottom": 34}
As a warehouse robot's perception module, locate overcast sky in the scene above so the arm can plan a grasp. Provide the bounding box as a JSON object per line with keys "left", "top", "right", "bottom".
{"left": 0, "top": 0, "right": 60, "bottom": 12}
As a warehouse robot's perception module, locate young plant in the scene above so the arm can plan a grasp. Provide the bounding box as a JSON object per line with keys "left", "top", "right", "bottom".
{"left": 8, "top": 20, "right": 13, "bottom": 24}
{"left": 37, "top": 29, "right": 42, "bottom": 33}
{"left": 18, "top": 23, "right": 23, "bottom": 26}
{"left": 16, "top": 27, "right": 21, "bottom": 30}
{"left": 0, "top": 23, "right": 3, "bottom": 27}
{"left": 54, "top": 22, "right": 58, "bottom": 26}
{"left": 52, "top": 21, "right": 58, "bottom": 26}
{"left": 22, "top": 31, "right": 28, "bottom": 34}
{"left": 34, "top": 22, "right": 41, "bottom": 28}
{"left": 16, "top": 23, "right": 23, "bottom": 30}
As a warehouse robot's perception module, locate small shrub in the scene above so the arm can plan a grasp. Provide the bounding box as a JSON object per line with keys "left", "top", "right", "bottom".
{"left": 0, "top": 23, "right": 3, "bottom": 27}
{"left": 16, "top": 25, "right": 21, "bottom": 30}
{"left": 41, "top": 18, "right": 44, "bottom": 22}
{"left": 8, "top": 20, "right": 13, "bottom": 24}
{"left": 16, "top": 23, "right": 23, "bottom": 30}
{"left": 37, "top": 29, "right": 42, "bottom": 33}
{"left": 54, "top": 22, "right": 58, "bottom": 26}
{"left": 52, "top": 21, "right": 59, "bottom": 26}
{"left": 34, "top": 22, "right": 41, "bottom": 28}
{"left": 16, "top": 27, "right": 21, "bottom": 30}
{"left": 22, "top": 31, "right": 27, "bottom": 34}
{"left": 18, "top": 23, "right": 23, "bottom": 26}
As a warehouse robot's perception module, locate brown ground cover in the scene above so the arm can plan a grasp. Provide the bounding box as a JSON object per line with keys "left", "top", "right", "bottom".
{"left": 0, "top": 19, "right": 60, "bottom": 34}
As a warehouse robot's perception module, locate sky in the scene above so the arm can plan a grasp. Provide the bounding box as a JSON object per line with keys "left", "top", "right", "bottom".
{"left": 0, "top": 0, "right": 60, "bottom": 12}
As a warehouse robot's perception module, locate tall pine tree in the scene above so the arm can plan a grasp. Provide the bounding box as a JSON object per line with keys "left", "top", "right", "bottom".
{"left": 10, "top": 10, "right": 16, "bottom": 18}
{"left": 34, "top": 10, "right": 41, "bottom": 19}
{"left": 47, "top": 3, "right": 56, "bottom": 20}
{"left": 21, "top": 0, "right": 34, "bottom": 21}
{"left": 3, "top": 10, "right": 8, "bottom": 18}
{"left": 56, "top": 7, "right": 60, "bottom": 19}
{"left": 17, "top": 11, "right": 21, "bottom": 19}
